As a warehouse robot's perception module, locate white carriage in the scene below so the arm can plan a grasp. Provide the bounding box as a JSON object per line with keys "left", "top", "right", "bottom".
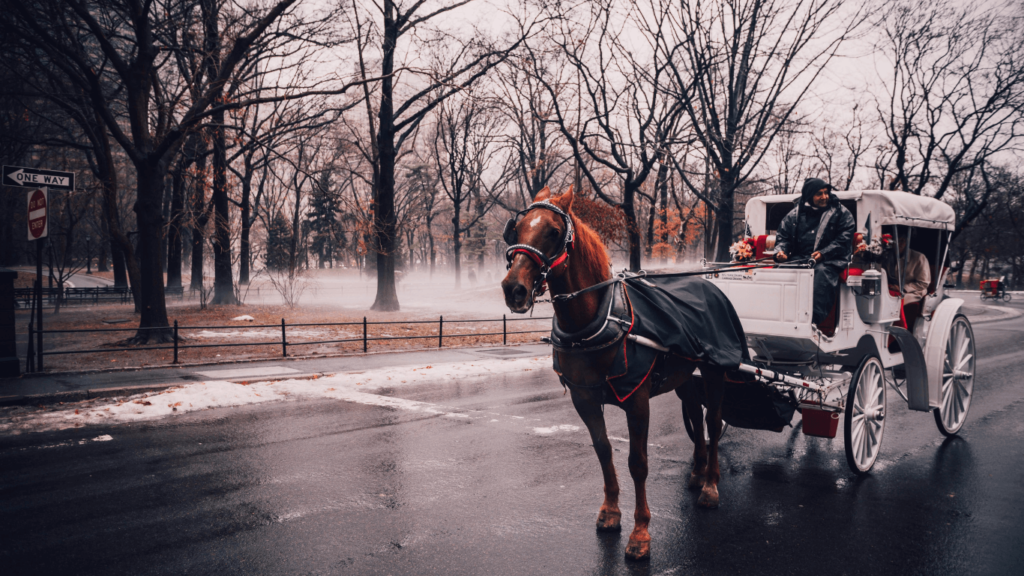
{"left": 705, "top": 190, "right": 974, "bottom": 474}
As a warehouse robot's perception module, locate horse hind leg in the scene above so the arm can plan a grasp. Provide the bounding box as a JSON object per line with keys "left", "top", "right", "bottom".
{"left": 697, "top": 368, "right": 726, "bottom": 509}
{"left": 570, "top": 393, "right": 621, "bottom": 532}
{"left": 676, "top": 384, "right": 708, "bottom": 491}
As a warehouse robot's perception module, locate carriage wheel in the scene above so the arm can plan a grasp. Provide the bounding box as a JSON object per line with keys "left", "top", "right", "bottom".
{"left": 934, "top": 315, "right": 975, "bottom": 436}
{"left": 844, "top": 355, "right": 886, "bottom": 474}
{"left": 1003, "top": 293, "right": 1012, "bottom": 303}
{"left": 682, "top": 401, "right": 728, "bottom": 444}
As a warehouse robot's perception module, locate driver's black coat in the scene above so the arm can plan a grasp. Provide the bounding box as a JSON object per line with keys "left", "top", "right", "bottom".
{"left": 774, "top": 195, "right": 856, "bottom": 268}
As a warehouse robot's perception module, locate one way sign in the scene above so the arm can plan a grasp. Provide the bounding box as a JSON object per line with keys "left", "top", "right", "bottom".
{"left": 3, "top": 165, "right": 75, "bottom": 191}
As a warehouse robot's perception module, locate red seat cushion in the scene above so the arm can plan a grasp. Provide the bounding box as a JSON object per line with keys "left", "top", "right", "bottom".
{"left": 839, "top": 268, "right": 863, "bottom": 282}
{"left": 754, "top": 235, "right": 768, "bottom": 259}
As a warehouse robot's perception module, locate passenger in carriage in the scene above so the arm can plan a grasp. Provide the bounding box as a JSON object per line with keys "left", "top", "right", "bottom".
{"left": 773, "top": 178, "right": 856, "bottom": 325}
{"left": 885, "top": 226, "right": 931, "bottom": 332}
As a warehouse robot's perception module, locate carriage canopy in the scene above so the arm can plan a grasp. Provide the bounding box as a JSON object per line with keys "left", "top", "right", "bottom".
{"left": 744, "top": 190, "right": 956, "bottom": 238}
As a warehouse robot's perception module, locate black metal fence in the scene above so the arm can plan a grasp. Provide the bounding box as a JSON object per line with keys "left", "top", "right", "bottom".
{"left": 15, "top": 286, "right": 188, "bottom": 307}
{"left": 25, "top": 315, "right": 552, "bottom": 373}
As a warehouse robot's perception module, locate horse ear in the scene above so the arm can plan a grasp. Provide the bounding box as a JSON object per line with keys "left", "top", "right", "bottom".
{"left": 534, "top": 186, "right": 551, "bottom": 202}
{"left": 558, "top": 185, "right": 574, "bottom": 212}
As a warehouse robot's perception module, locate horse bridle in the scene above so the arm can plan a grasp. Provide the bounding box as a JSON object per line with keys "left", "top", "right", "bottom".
{"left": 504, "top": 201, "right": 576, "bottom": 299}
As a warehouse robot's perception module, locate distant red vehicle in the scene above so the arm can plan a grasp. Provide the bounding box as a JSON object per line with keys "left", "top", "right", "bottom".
{"left": 980, "top": 278, "right": 1011, "bottom": 302}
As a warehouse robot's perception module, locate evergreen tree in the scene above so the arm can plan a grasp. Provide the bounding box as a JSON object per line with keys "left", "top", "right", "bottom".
{"left": 266, "top": 211, "right": 293, "bottom": 271}
{"left": 306, "top": 170, "right": 344, "bottom": 268}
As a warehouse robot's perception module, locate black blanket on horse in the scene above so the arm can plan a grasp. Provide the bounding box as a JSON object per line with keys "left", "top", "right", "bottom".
{"left": 551, "top": 274, "right": 749, "bottom": 401}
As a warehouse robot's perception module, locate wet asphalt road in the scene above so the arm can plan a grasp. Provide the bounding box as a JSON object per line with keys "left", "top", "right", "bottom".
{"left": 2, "top": 306, "right": 1023, "bottom": 575}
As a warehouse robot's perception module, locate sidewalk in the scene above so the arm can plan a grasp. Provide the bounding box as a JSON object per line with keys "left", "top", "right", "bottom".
{"left": 0, "top": 343, "right": 552, "bottom": 407}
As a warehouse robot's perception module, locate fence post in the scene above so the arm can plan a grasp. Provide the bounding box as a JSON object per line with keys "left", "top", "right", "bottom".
{"left": 363, "top": 317, "right": 367, "bottom": 353}
{"left": 281, "top": 318, "right": 287, "bottom": 357}
{"left": 438, "top": 316, "right": 443, "bottom": 348}
{"left": 503, "top": 314, "right": 507, "bottom": 345}
{"left": 26, "top": 321, "right": 34, "bottom": 373}
{"left": 173, "top": 320, "right": 179, "bottom": 364}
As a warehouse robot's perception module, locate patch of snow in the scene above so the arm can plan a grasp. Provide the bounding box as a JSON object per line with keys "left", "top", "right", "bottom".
{"left": 0, "top": 356, "right": 553, "bottom": 436}
{"left": 231, "top": 315, "right": 255, "bottom": 321}
{"left": 532, "top": 424, "right": 580, "bottom": 435}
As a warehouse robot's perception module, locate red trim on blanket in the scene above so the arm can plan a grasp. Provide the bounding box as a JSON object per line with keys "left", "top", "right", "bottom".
{"left": 605, "top": 285, "right": 656, "bottom": 402}
{"left": 610, "top": 354, "right": 659, "bottom": 402}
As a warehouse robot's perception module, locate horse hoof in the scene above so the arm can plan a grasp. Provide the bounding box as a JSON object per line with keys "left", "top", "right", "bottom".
{"left": 697, "top": 485, "right": 720, "bottom": 509}
{"left": 688, "top": 473, "right": 705, "bottom": 491}
{"left": 596, "top": 509, "right": 622, "bottom": 532}
{"left": 625, "top": 537, "right": 651, "bottom": 561}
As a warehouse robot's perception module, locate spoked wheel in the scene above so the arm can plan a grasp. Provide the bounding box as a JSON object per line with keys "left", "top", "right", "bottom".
{"left": 682, "top": 401, "right": 728, "bottom": 444}
{"left": 934, "top": 315, "right": 975, "bottom": 436}
{"left": 844, "top": 355, "right": 886, "bottom": 474}
{"left": 1003, "top": 293, "right": 1012, "bottom": 303}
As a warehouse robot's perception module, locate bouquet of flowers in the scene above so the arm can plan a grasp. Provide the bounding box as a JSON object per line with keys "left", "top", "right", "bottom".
{"left": 853, "top": 232, "right": 892, "bottom": 262}
{"left": 729, "top": 238, "right": 756, "bottom": 262}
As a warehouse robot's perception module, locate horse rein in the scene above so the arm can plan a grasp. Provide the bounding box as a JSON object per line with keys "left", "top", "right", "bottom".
{"left": 504, "top": 201, "right": 576, "bottom": 300}
{"left": 503, "top": 201, "right": 815, "bottom": 306}
{"left": 550, "top": 259, "right": 818, "bottom": 303}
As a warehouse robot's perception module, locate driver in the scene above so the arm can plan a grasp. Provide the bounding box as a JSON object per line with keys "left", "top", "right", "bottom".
{"left": 774, "top": 178, "right": 856, "bottom": 325}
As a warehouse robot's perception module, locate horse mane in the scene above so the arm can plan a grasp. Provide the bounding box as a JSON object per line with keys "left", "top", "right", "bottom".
{"left": 568, "top": 212, "right": 611, "bottom": 283}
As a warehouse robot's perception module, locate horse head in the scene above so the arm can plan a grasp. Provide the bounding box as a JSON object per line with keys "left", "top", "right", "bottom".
{"left": 501, "top": 185, "right": 575, "bottom": 313}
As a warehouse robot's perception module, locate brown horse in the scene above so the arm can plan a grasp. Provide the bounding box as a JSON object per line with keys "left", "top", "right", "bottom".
{"left": 500, "top": 186, "right": 728, "bottom": 562}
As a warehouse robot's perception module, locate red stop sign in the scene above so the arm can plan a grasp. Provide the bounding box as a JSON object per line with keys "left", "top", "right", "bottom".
{"left": 28, "top": 188, "right": 48, "bottom": 240}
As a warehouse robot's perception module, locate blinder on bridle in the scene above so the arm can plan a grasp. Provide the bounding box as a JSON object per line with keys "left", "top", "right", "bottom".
{"left": 503, "top": 201, "right": 576, "bottom": 298}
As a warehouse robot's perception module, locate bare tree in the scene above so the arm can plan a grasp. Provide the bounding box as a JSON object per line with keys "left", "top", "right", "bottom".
{"left": 662, "top": 0, "right": 865, "bottom": 260}
{"left": 532, "top": 0, "right": 683, "bottom": 270}
{"left": 2, "top": 0, "right": 364, "bottom": 342}
{"left": 432, "top": 92, "right": 503, "bottom": 287}
{"left": 348, "top": 0, "right": 530, "bottom": 310}
{"left": 873, "top": 0, "right": 1024, "bottom": 236}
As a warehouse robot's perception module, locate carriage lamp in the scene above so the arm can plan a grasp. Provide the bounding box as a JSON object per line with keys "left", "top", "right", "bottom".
{"left": 858, "top": 269, "right": 882, "bottom": 297}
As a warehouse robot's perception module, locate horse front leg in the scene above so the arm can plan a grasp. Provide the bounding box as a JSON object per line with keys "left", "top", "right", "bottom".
{"left": 698, "top": 368, "right": 725, "bottom": 509}
{"left": 623, "top": 392, "right": 652, "bottom": 561}
{"left": 570, "top": 392, "right": 621, "bottom": 532}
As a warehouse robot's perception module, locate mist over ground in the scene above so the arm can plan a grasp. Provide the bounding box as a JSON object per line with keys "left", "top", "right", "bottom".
{"left": 232, "top": 258, "right": 703, "bottom": 317}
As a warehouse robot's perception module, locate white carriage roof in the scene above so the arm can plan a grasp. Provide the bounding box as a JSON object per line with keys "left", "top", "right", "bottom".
{"left": 746, "top": 190, "right": 956, "bottom": 232}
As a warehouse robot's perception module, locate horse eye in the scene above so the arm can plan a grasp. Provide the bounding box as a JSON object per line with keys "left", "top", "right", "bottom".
{"left": 547, "top": 228, "right": 562, "bottom": 239}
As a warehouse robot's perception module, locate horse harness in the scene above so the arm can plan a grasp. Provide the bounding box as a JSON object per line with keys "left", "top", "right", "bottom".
{"left": 504, "top": 201, "right": 576, "bottom": 299}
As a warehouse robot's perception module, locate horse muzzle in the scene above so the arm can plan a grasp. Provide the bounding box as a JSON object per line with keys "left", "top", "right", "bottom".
{"left": 501, "top": 278, "right": 533, "bottom": 314}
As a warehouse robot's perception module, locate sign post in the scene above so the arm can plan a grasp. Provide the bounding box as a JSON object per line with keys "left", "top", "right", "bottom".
{"left": 5, "top": 167, "right": 73, "bottom": 372}
{"left": 28, "top": 188, "right": 48, "bottom": 371}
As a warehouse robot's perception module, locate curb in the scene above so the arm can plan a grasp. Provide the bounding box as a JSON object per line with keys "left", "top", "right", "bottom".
{"left": 969, "top": 304, "right": 1023, "bottom": 324}
{"left": 0, "top": 372, "right": 330, "bottom": 408}
{"left": 6, "top": 342, "right": 546, "bottom": 380}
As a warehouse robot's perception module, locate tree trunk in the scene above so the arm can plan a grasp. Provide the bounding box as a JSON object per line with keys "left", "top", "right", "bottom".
{"left": 452, "top": 202, "right": 462, "bottom": 289}
{"left": 239, "top": 173, "right": 252, "bottom": 284}
{"left": 111, "top": 241, "right": 127, "bottom": 287}
{"left": 166, "top": 155, "right": 186, "bottom": 289}
{"left": 94, "top": 115, "right": 140, "bottom": 308}
{"left": 622, "top": 186, "right": 642, "bottom": 271}
{"left": 370, "top": 0, "right": 400, "bottom": 311}
{"left": 189, "top": 144, "right": 209, "bottom": 291}
{"left": 97, "top": 244, "right": 108, "bottom": 272}
{"left": 427, "top": 216, "right": 436, "bottom": 278}
{"left": 715, "top": 176, "right": 737, "bottom": 262}
{"left": 132, "top": 161, "right": 173, "bottom": 342}
{"left": 210, "top": 107, "right": 237, "bottom": 304}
